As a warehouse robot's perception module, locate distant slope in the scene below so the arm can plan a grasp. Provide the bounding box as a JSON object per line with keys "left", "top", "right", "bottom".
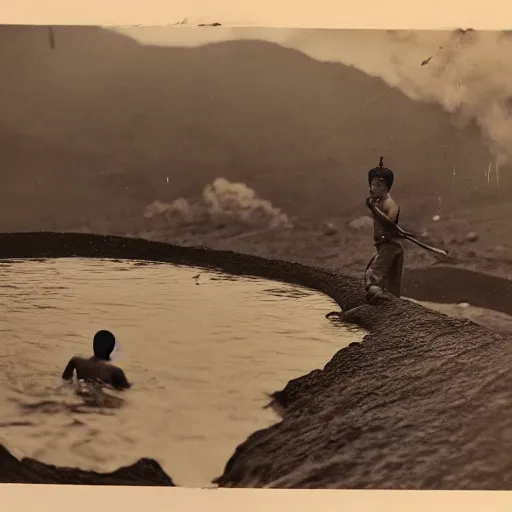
{"left": 0, "top": 26, "right": 500, "bottom": 232}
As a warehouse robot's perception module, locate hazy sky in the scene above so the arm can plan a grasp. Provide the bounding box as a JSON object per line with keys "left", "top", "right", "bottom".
{"left": 111, "top": 27, "right": 512, "bottom": 163}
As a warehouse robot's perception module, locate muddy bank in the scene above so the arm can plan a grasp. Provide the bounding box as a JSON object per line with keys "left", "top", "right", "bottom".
{"left": 0, "top": 443, "right": 174, "bottom": 486}
{"left": 1, "top": 232, "right": 512, "bottom": 489}
{"left": 216, "top": 303, "right": 512, "bottom": 489}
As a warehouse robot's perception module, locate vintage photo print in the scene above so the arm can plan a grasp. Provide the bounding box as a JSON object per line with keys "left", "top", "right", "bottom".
{"left": 1, "top": 25, "right": 511, "bottom": 489}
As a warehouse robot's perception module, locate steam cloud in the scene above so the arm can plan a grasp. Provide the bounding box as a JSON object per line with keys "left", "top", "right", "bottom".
{"left": 144, "top": 177, "right": 293, "bottom": 229}
{"left": 121, "top": 27, "right": 512, "bottom": 164}
{"left": 245, "top": 28, "right": 512, "bottom": 164}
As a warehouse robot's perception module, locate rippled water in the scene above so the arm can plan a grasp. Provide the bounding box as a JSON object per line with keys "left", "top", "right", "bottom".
{"left": 0, "top": 258, "right": 364, "bottom": 487}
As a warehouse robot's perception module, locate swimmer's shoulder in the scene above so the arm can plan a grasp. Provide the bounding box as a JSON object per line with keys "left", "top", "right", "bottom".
{"left": 71, "top": 356, "right": 93, "bottom": 370}
{"left": 109, "top": 364, "right": 132, "bottom": 390}
{"left": 72, "top": 356, "right": 89, "bottom": 364}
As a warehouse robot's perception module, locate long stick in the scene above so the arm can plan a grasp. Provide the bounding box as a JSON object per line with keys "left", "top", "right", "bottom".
{"left": 366, "top": 200, "right": 448, "bottom": 256}
{"left": 402, "top": 233, "right": 449, "bottom": 256}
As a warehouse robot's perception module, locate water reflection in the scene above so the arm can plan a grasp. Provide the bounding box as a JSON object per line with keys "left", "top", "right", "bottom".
{"left": 0, "top": 258, "right": 364, "bottom": 487}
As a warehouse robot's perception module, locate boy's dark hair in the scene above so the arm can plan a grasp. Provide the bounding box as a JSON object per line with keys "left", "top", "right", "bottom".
{"left": 368, "top": 156, "right": 395, "bottom": 190}
{"left": 93, "top": 330, "right": 116, "bottom": 360}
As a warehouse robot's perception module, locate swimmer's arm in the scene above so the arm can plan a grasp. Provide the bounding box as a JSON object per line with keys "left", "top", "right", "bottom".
{"left": 61, "top": 357, "right": 77, "bottom": 380}
{"left": 112, "top": 368, "right": 132, "bottom": 390}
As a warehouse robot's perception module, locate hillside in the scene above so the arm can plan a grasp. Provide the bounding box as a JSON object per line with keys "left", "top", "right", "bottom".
{"left": 0, "top": 25, "right": 502, "bottom": 233}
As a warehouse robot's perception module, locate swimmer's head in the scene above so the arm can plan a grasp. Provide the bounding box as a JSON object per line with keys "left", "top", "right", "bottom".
{"left": 93, "top": 330, "right": 116, "bottom": 361}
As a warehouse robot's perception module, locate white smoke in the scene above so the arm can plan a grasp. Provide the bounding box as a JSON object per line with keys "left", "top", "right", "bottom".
{"left": 122, "top": 27, "right": 512, "bottom": 164}
{"left": 144, "top": 177, "right": 292, "bottom": 229}
{"left": 240, "top": 28, "right": 512, "bottom": 164}
{"left": 144, "top": 197, "right": 197, "bottom": 224}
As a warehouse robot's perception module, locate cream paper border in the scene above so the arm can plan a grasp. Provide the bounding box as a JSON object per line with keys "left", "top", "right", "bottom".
{"left": 0, "top": 0, "right": 510, "bottom": 29}
{"left": 0, "top": 0, "right": 511, "bottom": 510}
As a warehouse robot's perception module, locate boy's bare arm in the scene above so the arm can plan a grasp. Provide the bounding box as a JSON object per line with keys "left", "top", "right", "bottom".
{"left": 366, "top": 197, "right": 400, "bottom": 234}
{"left": 366, "top": 198, "right": 415, "bottom": 238}
{"left": 382, "top": 200, "right": 400, "bottom": 223}
{"left": 62, "top": 357, "right": 76, "bottom": 380}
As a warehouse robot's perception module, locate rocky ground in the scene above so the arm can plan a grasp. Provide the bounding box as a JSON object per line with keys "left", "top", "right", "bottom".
{"left": 104, "top": 189, "right": 512, "bottom": 283}
{"left": 106, "top": 195, "right": 512, "bottom": 331}
{"left": 0, "top": 442, "right": 174, "bottom": 486}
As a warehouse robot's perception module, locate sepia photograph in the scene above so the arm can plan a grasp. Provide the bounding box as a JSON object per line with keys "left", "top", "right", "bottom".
{"left": 1, "top": 24, "right": 512, "bottom": 490}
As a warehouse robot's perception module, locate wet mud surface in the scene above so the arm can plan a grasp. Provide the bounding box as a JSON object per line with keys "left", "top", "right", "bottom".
{"left": 403, "top": 265, "right": 512, "bottom": 316}
{"left": 1, "top": 232, "right": 511, "bottom": 489}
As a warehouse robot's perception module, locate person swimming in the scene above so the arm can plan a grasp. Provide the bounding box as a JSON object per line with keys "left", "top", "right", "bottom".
{"left": 61, "top": 330, "right": 131, "bottom": 390}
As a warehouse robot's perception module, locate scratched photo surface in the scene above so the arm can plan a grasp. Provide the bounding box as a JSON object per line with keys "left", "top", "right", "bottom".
{"left": 1, "top": 26, "right": 512, "bottom": 490}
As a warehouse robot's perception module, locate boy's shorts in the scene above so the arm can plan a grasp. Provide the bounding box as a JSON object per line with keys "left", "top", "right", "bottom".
{"left": 364, "top": 238, "right": 404, "bottom": 297}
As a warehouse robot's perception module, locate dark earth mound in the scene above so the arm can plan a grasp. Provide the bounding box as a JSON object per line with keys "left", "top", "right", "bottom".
{"left": 1, "top": 232, "right": 511, "bottom": 489}
{"left": 215, "top": 297, "right": 511, "bottom": 489}
{"left": 0, "top": 443, "right": 174, "bottom": 486}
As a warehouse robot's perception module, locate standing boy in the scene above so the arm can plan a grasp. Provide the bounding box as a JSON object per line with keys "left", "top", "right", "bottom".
{"left": 364, "top": 157, "right": 404, "bottom": 303}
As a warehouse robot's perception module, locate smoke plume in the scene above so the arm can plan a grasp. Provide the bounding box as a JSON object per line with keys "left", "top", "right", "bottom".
{"left": 144, "top": 177, "right": 292, "bottom": 229}
{"left": 120, "top": 27, "right": 512, "bottom": 164}
{"left": 244, "top": 28, "right": 512, "bottom": 164}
